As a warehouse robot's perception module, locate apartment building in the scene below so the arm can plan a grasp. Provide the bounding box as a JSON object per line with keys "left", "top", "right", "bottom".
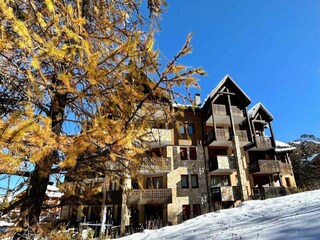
{"left": 61, "top": 75, "right": 296, "bottom": 231}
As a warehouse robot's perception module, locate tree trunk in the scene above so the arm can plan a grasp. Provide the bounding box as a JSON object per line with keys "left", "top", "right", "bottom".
{"left": 18, "top": 89, "right": 66, "bottom": 231}
{"left": 19, "top": 163, "right": 50, "bottom": 227}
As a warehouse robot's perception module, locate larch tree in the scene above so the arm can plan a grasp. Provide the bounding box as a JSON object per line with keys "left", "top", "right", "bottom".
{"left": 0, "top": 0, "right": 204, "bottom": 235}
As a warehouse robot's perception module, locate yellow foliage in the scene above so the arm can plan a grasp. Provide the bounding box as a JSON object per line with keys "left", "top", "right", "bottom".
{"left": 45, "top": 0, "right": 55, "bottom": 13}
{"left": 0, "top": 0, "right": 204, "bottom": 214}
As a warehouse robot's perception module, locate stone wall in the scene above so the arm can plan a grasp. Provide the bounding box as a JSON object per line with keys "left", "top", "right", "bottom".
{"left": 166, "top": 145, "right": 209, "bottom": 224}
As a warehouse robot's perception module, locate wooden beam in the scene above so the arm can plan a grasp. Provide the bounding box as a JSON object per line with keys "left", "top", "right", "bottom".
{"left": 217, "top": 91, "right": 236, "bottom": 96}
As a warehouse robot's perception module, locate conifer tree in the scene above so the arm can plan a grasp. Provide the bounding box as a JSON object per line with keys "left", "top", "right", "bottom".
{"left": 0, "top": 0, "right": 204, "bottom": 233}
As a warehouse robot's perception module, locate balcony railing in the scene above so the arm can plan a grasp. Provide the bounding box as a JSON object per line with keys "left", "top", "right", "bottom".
{"left": 250, "top": 160, "right": 292, "bottom": 174}
{"left": 231, "top": 106, "right": 244, "bottom": 117}
{"left": 209, "top": 155, "right": 236, "bottom": 172}
{"left": 212, "top": 104, "right": 244, "bottom": 117}
{"left": 236, "top": 130, "right": 248, "bottom": 142}
{"left": 216, "top": 128, "right": 230, "bottom": 141}
{"left": 141, "top": 157, "right": 171, "bottom": 172}
{"left": 211, "top": 186, "right": 240, "bottom": 202}
{"left": 252, "top": 187, "right": 296, "bottom": 200}
{"left": 206, "top": 128, "right": 248, "bottom": 145}
{"left": 255, "top": 136, "right": 273, "bottom": 148}
{"left": 127, "top": 188, "right": 172, "bottom": 205}
{"left": 213, "top": 104, "right": 227, "bottom": 115}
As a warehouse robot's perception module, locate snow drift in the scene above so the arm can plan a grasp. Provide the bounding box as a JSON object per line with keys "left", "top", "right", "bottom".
{"left": 120, "top": 190, "right": 320, "bottom": 240}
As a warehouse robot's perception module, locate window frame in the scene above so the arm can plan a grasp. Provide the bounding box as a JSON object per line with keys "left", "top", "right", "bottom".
{"left": 189, "top": 147, "right": 197, "bottom": 160}
{"left": 181, "top": 175, "right": 189, "bottom": 188}
{"left": 187, "top": 123, "right": 194, "bottom": 135}
{"left": 180, "top": 147, "right": 188, "bottom": 160}
{"left": 179, "top": 123, "right": 185, "bottom": 135}
{"left": 191, "top": 174, "right": 199, "bottom": 188}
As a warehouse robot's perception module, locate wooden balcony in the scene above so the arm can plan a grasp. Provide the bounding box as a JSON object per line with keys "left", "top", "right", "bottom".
{"left": 213, "top": 104, "right": 227, "bottom": 115}
{"left": 236, "top": 130, "right": 248, "bottom": 142}
{"left": 206, "top": 128, "right": 248, "bottom": 146}
{"left": 255, "top": 136, "right": 273, "bottom": 149}
{"left": 140, "top": 157, "right": 171, "bottom": 173}
{"left": 250, "top": 160, "right": 292, "bottom": 174}
{"left": 127, "top": 188, "right": 172, "bottom": 205}
{"left": 212, "top": 104, "right": 244, "bottom": 117}
{"left": 231, "top": 106, "right": 244, "bottom": 117}
{"left": 216, "top": 128, "right": 230, "bottom": 141}
{"left": 209, "top": 155, "right": 236, "bottom": 174}
{"left": 211, "top": 186, "right": 240, "bottom": 202}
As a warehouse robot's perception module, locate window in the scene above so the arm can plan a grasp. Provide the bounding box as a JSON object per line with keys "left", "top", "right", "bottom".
{"left": 182, "top": 205, "right": 190, "bottom": 220}
{"left": 132, "top": 179, "right": 140, "bottom": 189}
{"left": 193, "top": 204, "right": 201, "bottom": 217}
{"left": 147, "top": 177, "right": 163, "bottom": 189}
{"left": 180, "top": 147, "right": 188, "bottom": 160}
{"left": 190, "top": 147, "right": 197, "bottom": 160}
{"left": 191, "top": 175, "right": 199, "bottom": 188}
{"left": 187, "top": 123, "right": 194, "bottom": 135}
{"left": 181, "top": 175, "right": 189, "bottom": 188}
{"left": 179, "top": 124, "right": 185, "bottom": 135}
{"left": 211, "top": 175, "right": 230, "bottom": 187}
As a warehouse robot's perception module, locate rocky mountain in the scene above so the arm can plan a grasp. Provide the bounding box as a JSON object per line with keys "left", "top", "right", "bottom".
{"left": 291, "top": 134, "right": 320, "bottom": 144}
{"left": 289, "top": 134, "right": 320, "bottom": 157}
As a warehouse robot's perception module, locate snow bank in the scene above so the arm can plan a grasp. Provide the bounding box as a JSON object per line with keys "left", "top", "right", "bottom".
{"left": 119, "top": 190, "right": 320, "bottom": 240}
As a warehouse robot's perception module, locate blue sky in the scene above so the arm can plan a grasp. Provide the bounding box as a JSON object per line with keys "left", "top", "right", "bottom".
{"left": 155, "top": 0, "right": 320, "bottom": 141}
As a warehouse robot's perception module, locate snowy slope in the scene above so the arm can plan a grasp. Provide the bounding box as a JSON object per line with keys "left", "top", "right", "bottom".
{"left": 119, "top": 190, "right": 320, "bottom": 240}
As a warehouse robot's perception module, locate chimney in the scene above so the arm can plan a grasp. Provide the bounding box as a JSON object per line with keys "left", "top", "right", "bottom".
{"left": 194, "top": 93, "right": 201, "bottom": 106}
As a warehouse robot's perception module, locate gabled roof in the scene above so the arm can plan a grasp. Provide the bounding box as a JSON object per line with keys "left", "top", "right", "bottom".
{"left": 206, "top": 75, "right": 251, "bottom": 106}
{"left": 248, "top": 102, "right": 274, "bottom": 121}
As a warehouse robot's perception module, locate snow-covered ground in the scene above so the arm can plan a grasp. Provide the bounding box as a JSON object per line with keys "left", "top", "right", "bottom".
{"left": 120, "top": 190, "right": 320, "bottom": 240}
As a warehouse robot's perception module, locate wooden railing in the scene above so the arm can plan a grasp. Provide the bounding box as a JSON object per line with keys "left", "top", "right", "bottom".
{"left": 213, "top": 104, "right": 227, "bottom": 115}
{"left": 250, "top": 160, "right": 292, "bottom": 174}
{"left": 236, "top": 130, "right": 248, "bottom": 142}
{"left": 127, "top": 188, "right": 172, "bottom": 205}
{"left": 216, "top": 128, "right": 230, "bottom": 141}
{"left": 212, "top": 104, "right": 244, "bottom": 117}
{"left": 206, "top": 129, "right": 248, "bottom": 144}
{"left": 231, "top": 106, "right": 244, "bottom": 117}
{"left": 255, "top": 136, "right": 272, "bottom": 148}
{"left": 141, "top": 157, "right": 171, "bottom": 172}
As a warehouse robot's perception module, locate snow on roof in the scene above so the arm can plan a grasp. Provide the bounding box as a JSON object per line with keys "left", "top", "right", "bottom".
{"left": 275, "top": 140, "right": 295, "bottom": 152}
{"left": 248, "top": 102, "right": 274, "bottom": 120}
